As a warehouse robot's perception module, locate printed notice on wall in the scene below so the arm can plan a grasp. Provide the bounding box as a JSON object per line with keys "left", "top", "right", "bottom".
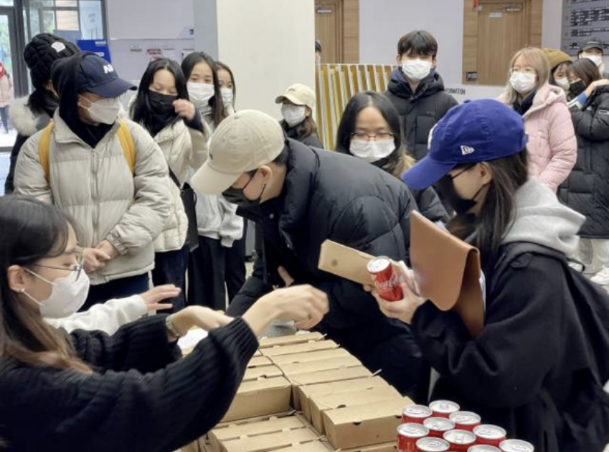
{"left": 562, "top": 0, "right": 609, "bottom": 55}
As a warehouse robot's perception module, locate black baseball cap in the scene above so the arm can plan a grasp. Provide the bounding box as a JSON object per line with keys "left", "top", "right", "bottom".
{"left": 580, "top": 39, "right": 604, "bottom": 54}
{"left": 76, "top": 53, "right": 135, "bottom": 97}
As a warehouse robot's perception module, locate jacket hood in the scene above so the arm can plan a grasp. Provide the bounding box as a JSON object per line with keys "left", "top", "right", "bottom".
{"left": 503, "top": 179, "right": 585, "bottom": 256}
{"left": 499, "top": 83, "right": 567, "bottom": 118}
{"left": 9, "top": 97, "right": 40, "bottom": 136}
{"left": 387, "top": 67, "right": 446, "bottom": 99}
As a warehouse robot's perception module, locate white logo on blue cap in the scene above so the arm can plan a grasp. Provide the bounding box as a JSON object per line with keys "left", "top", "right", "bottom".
{"left": 461, "top": 145, "right": 475, "bottom": 155}
{"left": 103, "top": 64, "right": 115, "bottom": 74}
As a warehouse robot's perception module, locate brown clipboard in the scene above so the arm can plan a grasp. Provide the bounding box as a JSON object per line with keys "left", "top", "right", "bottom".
{"left": 410, "top": 211, "right": 484, "bottom": 338}
{"left": 318, "top": 240, "right": 375, "bottom": 286}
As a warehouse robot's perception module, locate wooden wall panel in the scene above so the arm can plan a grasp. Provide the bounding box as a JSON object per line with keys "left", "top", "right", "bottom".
{"left": 343, "top": 0, "right": 359, "bottom": 63}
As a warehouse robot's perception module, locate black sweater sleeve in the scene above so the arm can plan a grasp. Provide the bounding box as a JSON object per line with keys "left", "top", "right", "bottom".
{"left": 411, "top": 255, "right": 564, "bottom": 409}
{"left": 4, "top": 133, "right": 28, "bottom": 194}
{"left": 1, "top": 317, "right": 258, "bottom": 452}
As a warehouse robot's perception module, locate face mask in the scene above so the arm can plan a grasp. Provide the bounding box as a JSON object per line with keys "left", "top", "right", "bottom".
{"left": 281, "top": 104, "right": 307, "bottom": 127}
{"left": 222, "top": 172, "right": 266, "bottom": 209}
{"left": 554, "top": 77, "right": 570, "bottom": 92}
{"left": 22, "top": 269, "right": 90, "bottom": 319}
{"left": 401, "top": 59, "right": 433, "bottom": 82}
{"left": 585, "top": 55, "right": 603, "bottom": 68}
{"left": 148, "top": 91, "right": 177, "bottom": 115}
{"left": 570, "top": 80, "right": 586, "bottom": 98}
{"left": 187, "top": 82, "right": 215, "bottom": 110}
{"left": 509, "top": 72, "right": 536, "bottom": 94}
{"left": 349, "top": 139, "right": 395, "bottom": 163}
{"left": 221, "top": 87, "right": 234, "bottom": 107}
{"left": 79, "top": 96, "right": 122, "bottom": 125}
{"left": 437, "top": 166, "right": 485, "bottom": 215}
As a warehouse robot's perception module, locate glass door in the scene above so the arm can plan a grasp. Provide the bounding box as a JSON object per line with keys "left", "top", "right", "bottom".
{"left": 0, "top": 8, "right": 20, "bottom": 152}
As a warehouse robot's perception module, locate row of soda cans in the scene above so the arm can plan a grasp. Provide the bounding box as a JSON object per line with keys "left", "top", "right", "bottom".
{"left": 397, "top": 400, "right": 535, "bottom": 452}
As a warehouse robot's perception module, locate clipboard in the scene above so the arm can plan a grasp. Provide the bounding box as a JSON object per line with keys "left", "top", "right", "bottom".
{"left": 318, "top": 240, "right": 374, "bottom": 286}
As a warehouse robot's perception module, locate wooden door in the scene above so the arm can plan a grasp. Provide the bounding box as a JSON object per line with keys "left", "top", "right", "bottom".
{"left": 315, "top": 0, "right": 343, "bottom": 64}
{"left": 477, "top": 0, "right": 527, "bottom": 85}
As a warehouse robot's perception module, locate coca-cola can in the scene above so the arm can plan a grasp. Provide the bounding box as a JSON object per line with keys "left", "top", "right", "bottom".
{"left": 443, "top": 429, "right": 477, "bottom": 452}
{"left": 449, "top": 411, "right": 482, "bottom": 431}
{"left": 468, "top": 446, "right": 501, "bottom": 452}
{"left": 368, "top": 256, "right": 403, "bottom": 301}
{"left": 397, "top": 423, "right": 430, "bottom": 452}
{"left": 499, "top": 439, "right": 535, "bottom": 452}
{"left": 474, "top": 425, "right": 507, "bottom": 447}
{"left": 424, "top": 417, "right": 456, "bottom": 438}
{"left": 416, "top": 437, "right": 451, "bottom": 452}
{"left": 430, "top": 400, "right": 461, "bottom": 418}
{"left": 403, "top": 405, "right": 434, "bottom": 424}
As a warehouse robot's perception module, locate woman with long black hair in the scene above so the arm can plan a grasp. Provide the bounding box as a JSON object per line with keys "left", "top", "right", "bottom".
{"left": 0, "top": 196, "right": 328, "bottom": 451}
{"left": 130, "top": 58, "right": 209, "bottom": 311}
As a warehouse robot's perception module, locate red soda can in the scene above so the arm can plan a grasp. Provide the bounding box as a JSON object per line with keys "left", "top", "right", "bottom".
{"left": 468, "top": 446, "right": 501, "bottom": 452}
{"left": 499, "top": 439, "right": 535, "bottom": 452}
{"left": 443, "top": 430, "right": 477, "bottom": 452}
{"left": 416, "top": 437, "right": 451, "bottom": 452}
{"left": 424, "top": 417, "right": 456, "bottom": 438}
{"left": 449, "top": 411, "right": 482, "bottom": 431}
{"left": 368, "top": 256, "right": 403, "bottom": 301}
{"left": 397, "top": 423, "right": 430, "bottom": 452}
{"left": 430, "top": 400, "right": 461, "bottom": 418}
{"left": 474, "top": 425, "right": 507, "bottom": 447}
{"left": 403, "top": 405, "right": 434, "bottom": 424}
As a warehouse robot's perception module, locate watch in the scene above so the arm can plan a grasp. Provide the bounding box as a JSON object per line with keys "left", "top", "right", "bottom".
{"left": 165, "top": 315, "right": 183, "bottom": 339}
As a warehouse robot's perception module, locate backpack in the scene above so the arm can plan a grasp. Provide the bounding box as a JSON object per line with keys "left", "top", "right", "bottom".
{"left": 492, "top": 242, "right": 609, "bottom": 387}
{"left": 38, "top": 120, "right": 135, "bottom": 183}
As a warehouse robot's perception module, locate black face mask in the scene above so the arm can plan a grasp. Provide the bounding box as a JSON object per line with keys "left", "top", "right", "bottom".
{"left": 222, "top": 172, "right": 266, "bottom": 209}
{"left": 146, "top": 91, "right": 178, "bottom": 135}
{"left": 437, "top": 166, "right": 485, "bottom": 215}
{"left": 569, "top": 80, "right": 586, "bottom": 98}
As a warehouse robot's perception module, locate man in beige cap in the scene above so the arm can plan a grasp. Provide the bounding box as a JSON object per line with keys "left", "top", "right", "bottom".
{"left": 275, "top": 83, "right": 323, "bottom": 148}
{"left": 191, "top": 109, "right": 428, "bottom": 401}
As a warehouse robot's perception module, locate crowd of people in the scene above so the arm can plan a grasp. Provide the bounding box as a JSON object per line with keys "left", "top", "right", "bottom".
{"left": 0, "top": 29, "right": 608, "bottom": 452}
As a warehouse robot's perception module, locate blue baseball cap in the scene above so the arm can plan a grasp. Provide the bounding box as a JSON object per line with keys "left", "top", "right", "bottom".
{"left": 76, "top": 54, "right": 135, "bottom": 98}
{"left": 402, "top": 99, "right": 528, "bottom": 190}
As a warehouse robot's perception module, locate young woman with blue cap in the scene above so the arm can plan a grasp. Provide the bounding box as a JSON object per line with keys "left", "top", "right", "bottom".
{"left": 371, "top": 99, "right": 609, "bottom": 451}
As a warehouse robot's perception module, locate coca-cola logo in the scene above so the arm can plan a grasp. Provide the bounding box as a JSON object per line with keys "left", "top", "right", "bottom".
{"left": 374, "top": 272, "right": 398, "bottom": 292}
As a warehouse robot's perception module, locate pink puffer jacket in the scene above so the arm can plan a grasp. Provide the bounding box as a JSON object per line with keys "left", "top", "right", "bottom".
{"left": 498, "top": 83, "right": 576, "bottom": 192}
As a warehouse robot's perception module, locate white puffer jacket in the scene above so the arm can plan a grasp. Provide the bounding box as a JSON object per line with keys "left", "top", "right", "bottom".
{"left": 14, "top": 113, "right": 172, "bottom": 285}
{"left": 153, "top": 119, "right": 209, "bottom": 252}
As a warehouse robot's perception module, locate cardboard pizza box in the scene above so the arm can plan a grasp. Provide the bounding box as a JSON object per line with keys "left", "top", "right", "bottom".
{"left": 221, "top": 376, "right": 292, "bottom": 422}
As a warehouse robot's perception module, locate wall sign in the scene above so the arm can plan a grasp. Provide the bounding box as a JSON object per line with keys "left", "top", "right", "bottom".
{"left": 562, "top": 0, "right": 609, "bottom": 56}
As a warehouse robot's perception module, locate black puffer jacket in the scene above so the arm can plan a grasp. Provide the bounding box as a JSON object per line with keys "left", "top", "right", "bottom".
{"left": 385, "top": 68, "right": 458, "bottom": 161}
{"left": 281, "top": 120, "right": 324, "bottom": 148}
{"left": 559, "top": 86, "right": 609, "bottom": 238}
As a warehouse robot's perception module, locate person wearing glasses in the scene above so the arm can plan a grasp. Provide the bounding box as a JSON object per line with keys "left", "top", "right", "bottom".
{"left": 0, "top": 195, "right": 329, "bottom": 451}
{"left": 335, "top": 91, "right": 448, "bottom": 224}
{"left": 497, "top": 47, "right": 576, "bottom": 192}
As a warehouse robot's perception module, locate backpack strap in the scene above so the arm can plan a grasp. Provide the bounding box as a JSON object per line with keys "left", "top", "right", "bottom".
{"left": 116, "top": 120, "right": 135, "bottom": 174}
{"left": 38, "top": 122, "right": 55, "bottom": 184}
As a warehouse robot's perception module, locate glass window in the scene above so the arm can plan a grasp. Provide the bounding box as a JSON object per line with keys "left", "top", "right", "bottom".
{"left": 0, "top": 0, "right": 14, "bottom": 6}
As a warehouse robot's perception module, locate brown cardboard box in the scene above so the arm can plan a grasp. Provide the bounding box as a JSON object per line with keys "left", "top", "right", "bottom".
{"left": 221, "top": 376, "right": 292, "bottom": 422}
{"left": 271, "top": 348, "right": 351, "bottom": 366}
{"left": 210, "top": 415, "right": 306, "bottom": 452}
{"left": 309, "top": 386, "right": 401, "bottom": 434}
{"left": 248, "top": 356, "right": 273, "bottom": 368}
{"left": 261, "top": 340, "right": 339, "bottom": 357}
{"left": 278, "top": 355, "right": 362, "bottom": 377}
{"left": 299, "top": 376, "right": 389, "bottom": 421}
{"left": 259, "top": 332, "right": 324, "bottom": 348}
{"left": 341, "top": 444, "right": 397, "bottom": 452}
{"left": 221, "top": 427, "right": 319, "bottom": 452}
{"left": 289, "top": 366, "right": 373, "bottom": 410}
{"left": 243, "top": 365, "right": 284, "bottom": 382}
{"left": 273, "top": 442, "right": 334, "bottom": 452}
{"left": 323, "top": 397, "right": 412, "bottom": 450}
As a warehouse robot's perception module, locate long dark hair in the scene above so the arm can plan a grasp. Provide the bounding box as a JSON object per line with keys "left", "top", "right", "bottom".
{"left": 215, "top": 60, "right": 236, "bottom": 104}
{"left": 448, "top": 150, "right": 529, "bottom": 267}
{"left": 0, "top": 196, "right": 90, "bottom": 374}
{"left": 570, "top": 58, "right": 602, "bottom": 87}
{"left": 181, "top": 51, "right": 227, "bottom": 128}
{"left": 280, "top": 114, "right": 319, "bottom": 142}
{"left": 335, "top": 91, "right": 414, "bottom": 177}
{"left": 130, "top": 58, "right": 188, "bottom": 134}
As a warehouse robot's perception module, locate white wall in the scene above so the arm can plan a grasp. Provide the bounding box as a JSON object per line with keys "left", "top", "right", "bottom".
{"left": 195, "top": 0, "right": 316, "bottom": 117}
{"left": 542, "top": 0, "right": 562, "bottom": 49}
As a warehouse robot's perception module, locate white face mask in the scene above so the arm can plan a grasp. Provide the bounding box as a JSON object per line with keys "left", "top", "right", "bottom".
{"left": 79, "top": 96, "right": 122, "bottom": 125}
{"left": 349, "top": 139, "right": 396, "bottom": 163}
{"left": 555, "top": 77, "right": 570, "bottom": 92}
{"left": 281, "top": 104, "right": 307, "bottom": 127}
{"left": 187, "top": 82, "right": 215, "bottom": 110}
{"left": 220, "top": 87, "right": 234, "bottom": 106}
{"left": 510, "top": 72, "right": 537, "bottom": 94}
{"left": 22, "top": 269, "right": 90, "bottom": 319}
{"left": 585, "top": 55, "right": 603, "bottom": 68}
{"left": 401, "top": 59, "right": 433, "bottom": 82}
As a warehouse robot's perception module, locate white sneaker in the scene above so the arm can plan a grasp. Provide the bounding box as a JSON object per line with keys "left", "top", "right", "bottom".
{"left": 590, "top": 267, "right": 609, "bottom": 286}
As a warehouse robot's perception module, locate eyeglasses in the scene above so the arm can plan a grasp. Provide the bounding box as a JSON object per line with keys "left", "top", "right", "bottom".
{"left": 511, "top": 67, "right": 536, "bottom": 75}
{"left": 448, "top": 164, "right": 476, "bottom": 180}
{"left": 350, "top": 132, "right": 395, "bottom": 141}
{"left": 31, "top": 250, "right": 85, "bottom": 279}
